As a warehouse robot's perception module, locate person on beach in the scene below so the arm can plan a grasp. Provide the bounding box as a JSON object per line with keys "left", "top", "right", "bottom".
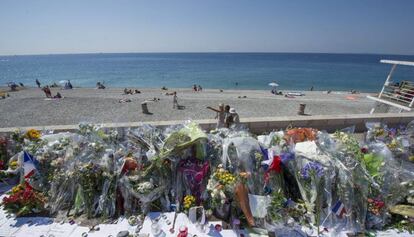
{"left": 207, "top": 103, "right": 228, "bottom": 128}
{"left": 64, "top": 80, "right": 72, "bottom": 89}
{"left": 42, "top": 86, "right": 52, "bottom": 98}
{"left": 193, "top": 84, "right": 197, "bottom": 92}
{"left": 224, "top": 104, "right": 230, "bottom": 115}
{"left": 96, "top": 82, "right": 106, "bottom": 89}
{"left": 124, "top": 88, "right": 132, "bottom": 94}
{"left": 54, "top": 92, "right": 62, "bottom": 99}
{"left": 198, "top": 85, "right": 202, "bottom": 91}
{"left": 35, "top": 79, "right": 41, "bottom": 88}
{"left": 67, "top": 80, "right": 73, "bottom": 89}
{"left": 172, "top": 91, "right": 178, "bottom": 109}
{"left": 225, "top": 108, "right": 240, "bottom": 128}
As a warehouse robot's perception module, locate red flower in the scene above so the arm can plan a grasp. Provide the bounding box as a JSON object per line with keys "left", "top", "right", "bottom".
{"left": 264, "top": 156, "right": 282, "bottom": 183}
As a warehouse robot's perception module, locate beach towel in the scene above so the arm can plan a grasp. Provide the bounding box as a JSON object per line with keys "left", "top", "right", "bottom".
{"left": 346, "top": 96, "right": 358, "bottom": 100}
{"left": 287, "top": 92, "right": 305, "bottom": 96}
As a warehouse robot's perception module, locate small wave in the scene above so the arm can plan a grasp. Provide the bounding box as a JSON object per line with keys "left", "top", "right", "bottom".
{"left": 0, "top": 59, "right": 9, "bottom": 62}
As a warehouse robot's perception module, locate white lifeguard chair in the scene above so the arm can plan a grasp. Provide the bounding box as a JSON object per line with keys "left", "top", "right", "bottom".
{"left": 367, "top": 60, "right": 414, "bottom": 114}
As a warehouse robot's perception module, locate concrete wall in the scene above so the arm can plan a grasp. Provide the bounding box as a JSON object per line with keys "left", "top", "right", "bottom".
{"left": 1, "top": 113, "right": 413, "bottom": 135}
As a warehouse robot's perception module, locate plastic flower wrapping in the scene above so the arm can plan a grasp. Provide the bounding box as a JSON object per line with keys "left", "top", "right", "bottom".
{"left": 0, "top": 120, "right": 414, "bottom": 236}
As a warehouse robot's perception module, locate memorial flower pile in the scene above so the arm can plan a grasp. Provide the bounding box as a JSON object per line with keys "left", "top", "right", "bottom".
{"left": 0, "top": 121, "right": 413, "bottom": 235}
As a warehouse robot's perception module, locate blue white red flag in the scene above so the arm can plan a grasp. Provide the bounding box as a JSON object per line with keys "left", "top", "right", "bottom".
{"left": 23, "top": 151, "right": 37, "bottom": 178}
{"left": 332, "top": 200, "right": 346, "bottom": 218}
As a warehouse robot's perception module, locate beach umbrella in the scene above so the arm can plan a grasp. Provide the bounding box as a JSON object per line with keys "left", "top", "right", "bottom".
{"left": 59, "top": 80, "right": 68, "bottom": 84}
{"left": 268, "top": 82, "right": 279, "bottom": 87}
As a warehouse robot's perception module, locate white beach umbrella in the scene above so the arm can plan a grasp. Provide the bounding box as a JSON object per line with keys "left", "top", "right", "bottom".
{"left": 59, "top": 80, "right": 68, "bottom": 84}
{"left": 268, "top": 82, "right": 279, "bottom": 87}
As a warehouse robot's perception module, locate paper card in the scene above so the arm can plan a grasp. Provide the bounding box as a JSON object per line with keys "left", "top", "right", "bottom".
{"left": 248, "top": 194, "right": 271, "bottom": 218}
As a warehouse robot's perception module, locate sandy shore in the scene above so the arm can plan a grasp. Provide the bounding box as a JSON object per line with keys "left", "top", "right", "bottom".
{"left": 0, "top": 87, "right": 378, "bottom": 127}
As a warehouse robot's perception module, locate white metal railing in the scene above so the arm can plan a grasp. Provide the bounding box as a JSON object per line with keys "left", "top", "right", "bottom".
{"left": 378, "top": 81, "right": 414, "bottom": 107}
{"left": 368, "top": 60, "right": 414, "bottom": 114}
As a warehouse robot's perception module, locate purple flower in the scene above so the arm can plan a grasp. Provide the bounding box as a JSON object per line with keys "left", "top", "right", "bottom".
{"left": 301, "top": 161, "right": 324, "bottom": 180}
{"left": 388, "top": 128, "right": 397, "bottom": 137}
{"left": 280, "top": 152, "right": 295, "bottom": 164}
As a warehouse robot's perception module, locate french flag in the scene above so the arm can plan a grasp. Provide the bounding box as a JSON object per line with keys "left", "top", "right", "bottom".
{"left": 332, "top": 201, "right": 347, "bottom": 218}
{"left": 23, "top": 151, "right": 38, "bottom": 178}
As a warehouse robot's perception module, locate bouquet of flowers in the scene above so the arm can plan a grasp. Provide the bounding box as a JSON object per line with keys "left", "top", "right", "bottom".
{"left": 267, "top": 189, "right": 308, "bottom": 225}
{"left": 10, "top": 129, "right": 47, "bottom": 158}
{"left": 74, "top": 162, "right": 104, "bottom": 218}
{"left": 330, "top": 130, "right": 372, "bottom": 232}
{"left": 206, "top": 165, "right": 236, "bottom": 220}
{"left": 207, "top": 165, "right": 236, "bottom": 208}
{"left": 2, "top": 183, "right": 47, "bottom": 216}
{"left": 295, "top": 161, "right": 325, "bottom": 232}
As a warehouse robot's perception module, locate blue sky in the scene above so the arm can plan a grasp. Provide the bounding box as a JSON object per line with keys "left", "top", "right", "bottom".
{"left": 0, "top": 0, "right": 413, "bottom": 55}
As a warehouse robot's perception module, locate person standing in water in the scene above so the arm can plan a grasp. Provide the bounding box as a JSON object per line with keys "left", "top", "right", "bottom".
{"left": 35, "top": 79, "right": 41, "bottom": 88}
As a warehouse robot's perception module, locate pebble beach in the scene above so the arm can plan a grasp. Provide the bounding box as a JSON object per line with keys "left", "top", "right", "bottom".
{"left": 0, "top": 87, "right": 378, "bottom": 128}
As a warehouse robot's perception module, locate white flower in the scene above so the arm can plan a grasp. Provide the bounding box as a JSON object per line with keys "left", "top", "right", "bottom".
{"left": 136, "top": 181, "right": 154, "bottom": 193}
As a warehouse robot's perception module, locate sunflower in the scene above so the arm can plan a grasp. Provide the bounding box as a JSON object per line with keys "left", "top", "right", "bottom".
{"left": 26, "top": 129, "right": 41, "bottom": 140}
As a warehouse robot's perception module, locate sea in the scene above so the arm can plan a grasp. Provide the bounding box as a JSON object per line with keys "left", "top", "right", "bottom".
{"left": 1, "top": 53, "right": 414, "bottom": 92}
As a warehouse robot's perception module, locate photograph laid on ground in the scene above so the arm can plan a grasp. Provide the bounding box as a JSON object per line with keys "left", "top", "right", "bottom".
{"left": 0, "top": 1, "right": 414, "bottom": 236}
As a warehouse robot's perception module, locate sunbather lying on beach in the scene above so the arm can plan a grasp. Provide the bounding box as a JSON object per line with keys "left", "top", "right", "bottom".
{"left": 119, "top": 98, "right": 131, "bottom": 103}
{"left": 147, "top": 97, "right": 160, "bottom": 102}
{"left": 124, "top": 88, "right": 141, "bottom": 94}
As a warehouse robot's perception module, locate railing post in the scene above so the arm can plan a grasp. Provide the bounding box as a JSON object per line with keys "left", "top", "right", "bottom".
{"left": 379, "top": 64, "right": 397, "bottom": 98}
{"left": 409, "top": 96, "right": 414, "bottom": 108}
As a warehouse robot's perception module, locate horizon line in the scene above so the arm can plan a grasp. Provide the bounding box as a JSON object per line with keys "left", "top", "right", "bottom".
{"left": 1, "top": 51, "right": 414, "bottom": 57}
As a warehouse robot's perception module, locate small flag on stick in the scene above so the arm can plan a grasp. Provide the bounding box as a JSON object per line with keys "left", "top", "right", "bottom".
{"left": 332, "top": 201, "right": 347, "bottom": 218}
{"left": 23, "top": 151, "right": 37, "bottom": 178}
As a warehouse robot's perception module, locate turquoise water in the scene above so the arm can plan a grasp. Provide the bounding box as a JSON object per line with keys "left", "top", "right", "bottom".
{"left": 1, "top": 53, "right": 414, "bottom": 92}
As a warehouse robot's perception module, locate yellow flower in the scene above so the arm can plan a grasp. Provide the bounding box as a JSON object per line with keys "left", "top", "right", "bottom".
{"left": 11, "top": 184, "right": 24, "bottom": 194}
{"left": 9, "top": 161, "right": 19, "bottom": 170}
{"left": 183, "top": 195, "right": 196, "bottom": 210}
{"left": 26, "top": 129, "right": 41, "bottom": 140}
{"left": 215, "top": 169, "right": 236, "bottom": 185}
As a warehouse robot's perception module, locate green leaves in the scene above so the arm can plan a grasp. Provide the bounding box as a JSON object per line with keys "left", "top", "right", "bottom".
{"left": 363, "top": 153, "right": 384, "bottom": 179}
